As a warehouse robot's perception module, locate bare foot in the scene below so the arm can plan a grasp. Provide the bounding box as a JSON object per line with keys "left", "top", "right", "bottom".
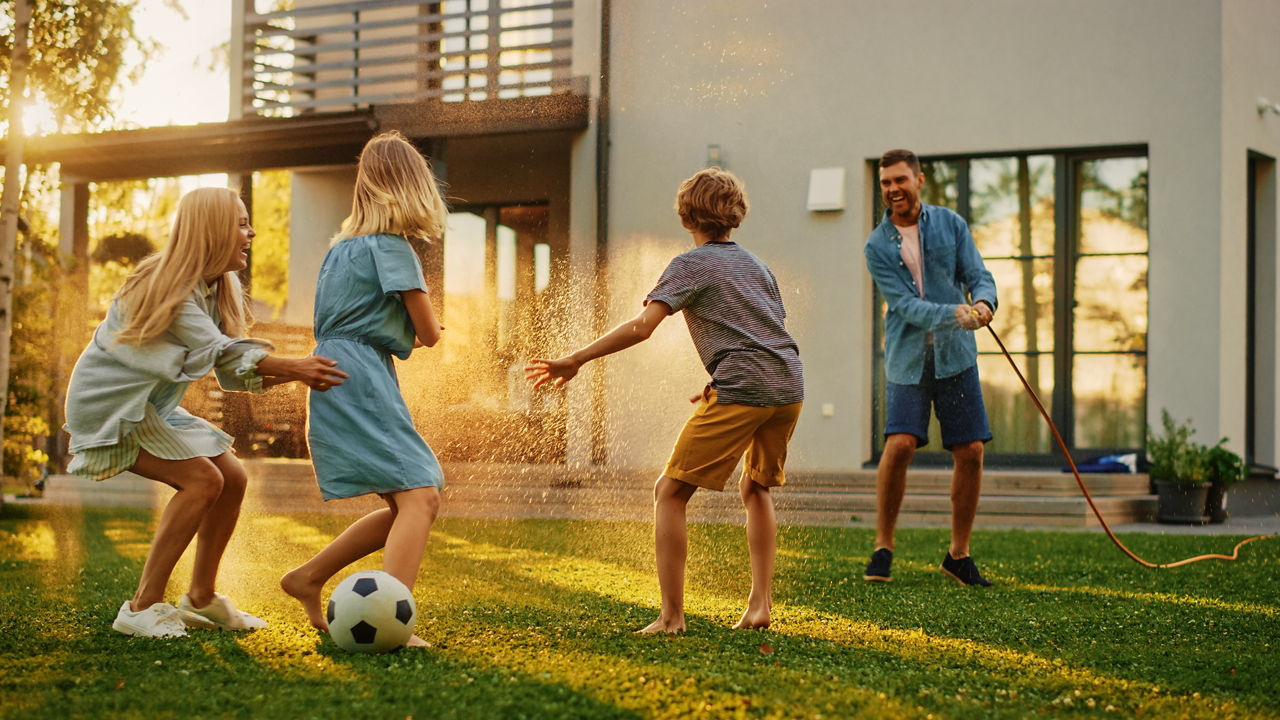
{"left": 635, "top": 617, "right": 685, "bottom": 634}
{"left": 731, "top": 607, "right": 771, "bottom": 630}
{"left": 280, "top": 568, "right": 328, "bottom": 632}
{"left": 405, "top": 634, "right": 430, "bottom": 648}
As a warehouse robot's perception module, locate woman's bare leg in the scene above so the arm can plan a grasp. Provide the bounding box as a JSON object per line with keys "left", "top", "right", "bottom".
{"left": 185, "top": 452, "right": 247, "bottom": 606}
{"left": 127, "top": 450, "right": 226, "bottom": 611}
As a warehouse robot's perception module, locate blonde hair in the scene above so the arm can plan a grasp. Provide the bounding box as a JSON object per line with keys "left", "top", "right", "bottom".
{"left": 114, "top": 187, "right": 251, "bottom": 345}
{"left": 674, "top": 167, "right": 749, "bottom": 240}
{"left": 337, "top": 131, "right": 448, "bottom": 243}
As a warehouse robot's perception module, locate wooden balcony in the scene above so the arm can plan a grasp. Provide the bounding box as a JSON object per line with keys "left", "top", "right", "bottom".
{"left": 240, "top": 0, "right": 585, "bottom": 122}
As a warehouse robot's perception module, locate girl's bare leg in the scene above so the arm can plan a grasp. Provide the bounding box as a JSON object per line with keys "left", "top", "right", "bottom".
{"left": 637, "top": 476, "right": 697, "bottom": 634}
{"left": 382, "top": 487, "right": 440, "bottom": 647}
{"left": 280, "top": 507, "right": 395, "bottom": 631}
{"left": 733, "top": 477, "right": 775, "bottom": 630}
{"left": 185, "top": 452, "right": 247, "bottom": 606}
{"left": 127, "top": 450, "right": 226, "bottom": 611}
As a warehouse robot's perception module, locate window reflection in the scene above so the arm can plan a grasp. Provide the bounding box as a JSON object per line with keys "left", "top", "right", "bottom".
{"left": 1073, "top": 157, "right": 1149, "bottom": 448}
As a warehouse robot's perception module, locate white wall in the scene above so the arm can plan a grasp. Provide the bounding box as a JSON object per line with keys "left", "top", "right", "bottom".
{"left": 285, "top": 167, "right": 358, "bottom": 325}
{"left": 602, "top": 0, "right": 1228, "bottom": 471}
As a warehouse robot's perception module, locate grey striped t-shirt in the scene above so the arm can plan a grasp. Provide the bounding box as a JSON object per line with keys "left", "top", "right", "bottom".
{"left": 645, "top": 241, "right": 803, "bottom": 407}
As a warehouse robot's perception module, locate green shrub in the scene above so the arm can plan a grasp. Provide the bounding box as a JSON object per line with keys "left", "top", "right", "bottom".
{"left": 1146, "top": 409, "right": 1207, "bottom": 485}
{"left": 1204, "top": 439, "right": 1245, "bottom": 486}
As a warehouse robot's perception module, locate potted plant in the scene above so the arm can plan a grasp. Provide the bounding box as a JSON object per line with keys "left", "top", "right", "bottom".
{"left": 1202, "top": 439, "right": 1245, "bottom": 523}
{"left": 1146, "top": 410, "right": 1209, "bottom": 524}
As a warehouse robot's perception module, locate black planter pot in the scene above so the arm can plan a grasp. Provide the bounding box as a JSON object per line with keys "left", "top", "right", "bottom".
{"left": 1154, "top": 479, "right": 1209, "bottom": 524}
{"left": 1204, "top": 482, "right": 1229, "bottom": 524}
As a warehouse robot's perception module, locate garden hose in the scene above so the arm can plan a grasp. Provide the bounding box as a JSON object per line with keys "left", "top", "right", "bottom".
{"left": 983, "top": 323, "right": 1274, "bottom": 568}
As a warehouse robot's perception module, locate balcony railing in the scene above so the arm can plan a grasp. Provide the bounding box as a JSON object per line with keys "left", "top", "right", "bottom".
{"left": 242, "top": 0, "right": 576, "bottom": 116}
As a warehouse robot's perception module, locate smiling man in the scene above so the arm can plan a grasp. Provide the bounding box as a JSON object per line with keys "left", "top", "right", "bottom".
{"left": 862, "top": 148, "right": 999, "bottom": 587}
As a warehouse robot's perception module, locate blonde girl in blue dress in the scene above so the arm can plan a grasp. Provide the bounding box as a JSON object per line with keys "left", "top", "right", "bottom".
{"left": 280, "top": 132, "right": 445, "bottom": 648}
{"left": 64, "top": 187, "right": 349, "bottom": 638}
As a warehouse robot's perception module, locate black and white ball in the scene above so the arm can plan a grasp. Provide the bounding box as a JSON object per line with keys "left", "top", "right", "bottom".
{"left": 327, "top": 571, "right": 417, "bottom": 653}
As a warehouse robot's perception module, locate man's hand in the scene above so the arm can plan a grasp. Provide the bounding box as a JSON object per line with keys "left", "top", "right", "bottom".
{"left": 955, "top": 304, "right": 982, "bottom": 330}
{"left": 525, "top": 356, "right": 582, "bottom": 389}
{"left": 972, "top": 301, "right": 994, "bottom": 327}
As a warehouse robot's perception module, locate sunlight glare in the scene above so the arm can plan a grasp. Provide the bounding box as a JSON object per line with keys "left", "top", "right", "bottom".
{"left": 19, "top": 99, "right": 59, "bottom": 136}
{"left": 0, "top": 521, "right": 57, "bottom": 561}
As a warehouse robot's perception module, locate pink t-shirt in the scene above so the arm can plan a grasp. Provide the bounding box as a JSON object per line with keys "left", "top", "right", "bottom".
{"left": 897, "top": 223, "right": 924, "bottom": 297}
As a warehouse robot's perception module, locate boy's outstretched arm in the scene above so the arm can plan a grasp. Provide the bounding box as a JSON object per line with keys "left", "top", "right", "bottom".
{"left": 526, "top": 300, "right": 671, "bottom": 389}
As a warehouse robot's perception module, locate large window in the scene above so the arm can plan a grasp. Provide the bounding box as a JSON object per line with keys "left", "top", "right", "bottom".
{"left": 871, "top": 148, "right": 1149, "bottom": 465}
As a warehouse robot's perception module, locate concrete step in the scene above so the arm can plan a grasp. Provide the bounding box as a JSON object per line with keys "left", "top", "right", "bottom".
{"left": 243, "top": 460, "right": 1149, "bottom": 497}
{"left": 33, "top": 460, "right": 1156, "bottom": 529}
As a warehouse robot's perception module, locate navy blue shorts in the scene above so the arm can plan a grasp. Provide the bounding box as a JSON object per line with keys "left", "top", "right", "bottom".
{"left": 885, "top": 353, "right": 992, "bottom": 449}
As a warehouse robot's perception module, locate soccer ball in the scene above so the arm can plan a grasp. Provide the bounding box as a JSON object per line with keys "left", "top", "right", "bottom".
{"left": 327, "top": 571, "right": 417, "bottom": 653}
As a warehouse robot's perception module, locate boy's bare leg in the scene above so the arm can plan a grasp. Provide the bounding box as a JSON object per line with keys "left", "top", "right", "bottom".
{"left": 637, "top": 475, "right": 697, "bottom": 634}
{"left": 732, "top": 477, "right": 774, "bottom": 629}
{"left": 874, "top": 434, "right": 916, "bottom": 552}
{"left": 186, "top": 452, "right": 248, "bottom": 606}
{"left": 127, "top": 451, "right": 226, "bottom": 611}
{"left": 280, "top": 507, "right": 395, "bottom": 631}
{"left": 381, "top": 487, "right": 440, "bottom": 648}
{"left": 948, "top": 441, "right": 984, "bottom": 558}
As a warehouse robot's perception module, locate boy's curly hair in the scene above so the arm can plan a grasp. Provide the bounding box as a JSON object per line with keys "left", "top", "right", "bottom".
{"left": 674, "top": 167, "right": 749, "bottom": 240}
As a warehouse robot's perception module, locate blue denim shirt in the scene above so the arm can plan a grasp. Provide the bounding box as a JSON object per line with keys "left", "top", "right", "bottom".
{"left": 864, "top": 205, "right": 998, "bottom": 385}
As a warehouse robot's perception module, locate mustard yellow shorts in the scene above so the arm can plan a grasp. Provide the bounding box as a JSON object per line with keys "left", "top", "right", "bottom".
{"left": 663, "top": 387, "right": 803, "bottom": 491}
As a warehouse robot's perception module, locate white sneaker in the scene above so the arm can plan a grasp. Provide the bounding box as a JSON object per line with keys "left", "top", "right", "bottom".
{"left": 112, "top": 601, "right": 187, "bottom": 638}
{"left": 177, "top": 593, "right": 268, "bottom": 631}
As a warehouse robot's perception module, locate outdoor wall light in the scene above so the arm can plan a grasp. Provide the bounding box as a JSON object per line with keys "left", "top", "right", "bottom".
{"left": 1258, "top": 97, "right": 1280, "bottom": 117}
{"left": 807, "top": 167, "right": 846, "bottom": 212}
{"left": 707, "top": 144, "right": 723, "bottom": 168}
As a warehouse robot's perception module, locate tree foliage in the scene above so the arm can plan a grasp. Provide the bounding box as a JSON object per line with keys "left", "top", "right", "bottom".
{"left": 4, "top": 232, "right": 56, "bottom": 491}
{"left": 250, "top": 170, "right": 290, "bottom": 317}
{"left": 2, "top": 0, "right": 151, "bottom": 487}
{"left": 1, "top": 0, "right": 152, "bottom": 134}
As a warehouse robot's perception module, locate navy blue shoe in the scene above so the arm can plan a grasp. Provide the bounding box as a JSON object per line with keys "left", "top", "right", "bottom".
{"left": 941, "top": 553, "right": 991, "bottom": 586}
{"left": 864, "top": 548, "right": 893, "bottom": 582}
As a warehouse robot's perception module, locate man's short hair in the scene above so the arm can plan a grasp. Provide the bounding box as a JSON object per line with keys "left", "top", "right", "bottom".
{"left": 675, "top": 167, "right": 750, "bottom": 239}
{"left": 879, "top": 149, "right": 921, "bottom": 174}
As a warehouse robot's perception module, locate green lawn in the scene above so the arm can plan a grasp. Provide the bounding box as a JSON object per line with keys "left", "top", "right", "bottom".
{"left": 1, "top": 503, "right": 1277, "bottom": 719}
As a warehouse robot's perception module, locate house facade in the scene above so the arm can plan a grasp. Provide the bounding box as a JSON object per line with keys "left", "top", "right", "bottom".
{"left": 26, "top": 0, "right": 1280, "bottom": 477}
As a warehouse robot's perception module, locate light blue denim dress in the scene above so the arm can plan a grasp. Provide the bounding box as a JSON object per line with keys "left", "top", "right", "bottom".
{"left": 307, "top": 234, "right": 444, "bottom": 500}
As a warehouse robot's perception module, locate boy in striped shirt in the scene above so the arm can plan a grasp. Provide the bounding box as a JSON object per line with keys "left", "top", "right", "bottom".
{"left": 527, "top": 167, "right": 804, "bottom": 633}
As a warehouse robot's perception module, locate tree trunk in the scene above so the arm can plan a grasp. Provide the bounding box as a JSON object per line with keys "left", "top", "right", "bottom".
{"left": 1, "top": 0, "right": 33, "bottom": 505}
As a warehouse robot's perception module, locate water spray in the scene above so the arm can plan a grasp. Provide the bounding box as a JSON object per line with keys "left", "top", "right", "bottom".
{"left": 982, "top": 313, "right": 1274, "bottom": 568}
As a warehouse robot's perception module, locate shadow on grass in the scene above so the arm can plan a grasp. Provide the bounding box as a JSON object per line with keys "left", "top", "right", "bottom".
{"left": 2, "top": 506, "right": 1278, "bottom": 719}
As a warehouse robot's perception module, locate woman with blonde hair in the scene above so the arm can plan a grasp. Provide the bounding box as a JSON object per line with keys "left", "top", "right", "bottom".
{"left": 280, "top": 131, "right": 446, "bottom": 649}
{"left": 64, "top": 186, "right": 348, "bottom": 638}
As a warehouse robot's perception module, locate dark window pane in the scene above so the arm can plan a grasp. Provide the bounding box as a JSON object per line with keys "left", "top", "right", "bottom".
{"left": 921, "top": 160, "right": 959, "bottom": 211}
{"left": 1077, "top": 157, "right": 1149, "bottom": 254}
{"left": 979, "top": 353, "right": 1054, "bottom": 454}
{"left": 970, "top": 157, "right": 1018, "bottom": 237}
{"left": 1073, "top": 354, "right": 1146, "bottom": 448}
{"left": 977, "top": 258, "right": 1055, "bottom": 353}
{"left": 1074, "top": 255, "right": 1148, "bottom": 353}
{"left": 971, "top": 156, "right": 1056, "bottom": 259}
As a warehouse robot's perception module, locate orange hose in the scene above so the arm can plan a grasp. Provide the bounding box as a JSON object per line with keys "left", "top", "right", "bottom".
{"left": 984, "top": 324, "right": 1273, "bottom": 568}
